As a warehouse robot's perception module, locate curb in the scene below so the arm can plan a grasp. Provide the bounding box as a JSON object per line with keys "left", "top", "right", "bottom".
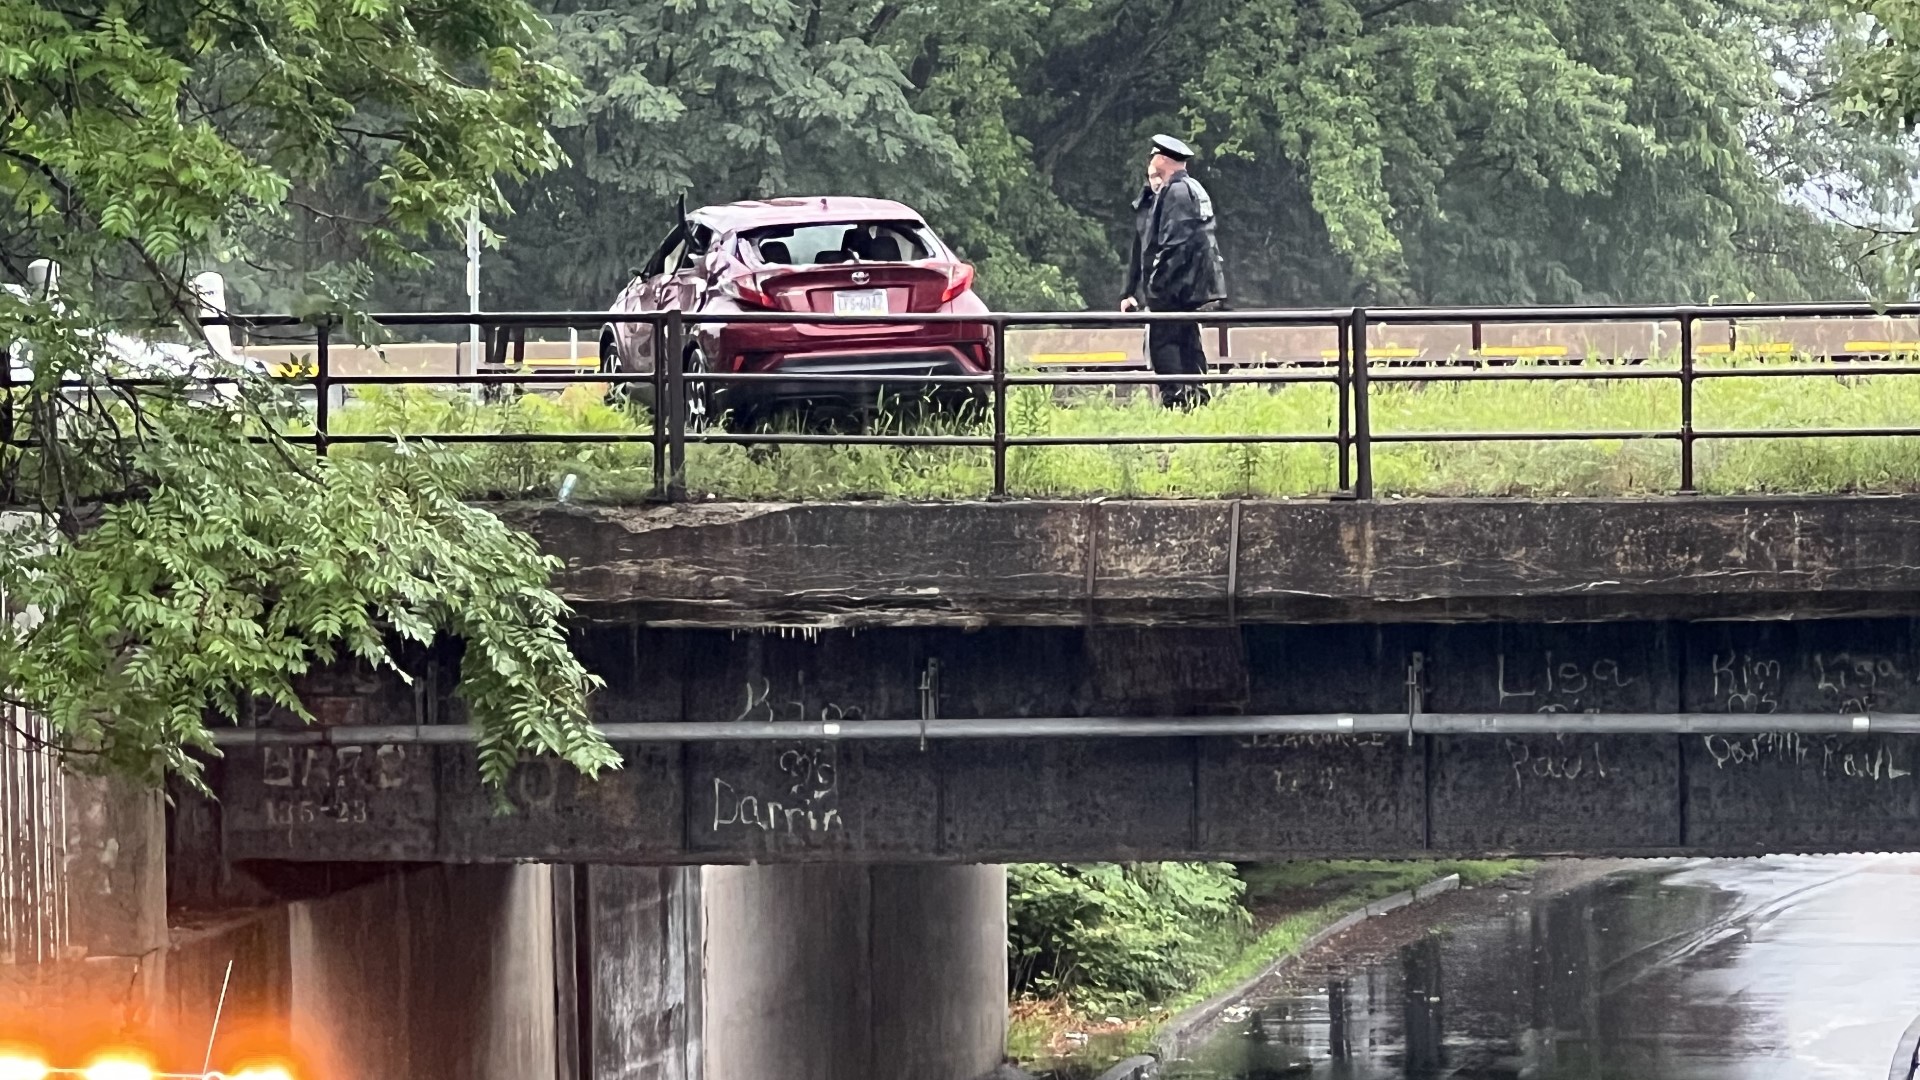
{"left": 1093, "top": 1055, "right": 1159, "bottom": 1080}
{"left": 1148, "top": 872, "right": 1461, "bottom": 1062}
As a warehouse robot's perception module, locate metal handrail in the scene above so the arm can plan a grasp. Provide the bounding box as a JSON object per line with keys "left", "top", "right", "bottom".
{"left": 198, "top": 299, "right": 1920, "bottom": 326}
{"left": 11, "top": 302, "right": 1920, "bottom": 502}
{"left": 202, "top": 710, "right": 1920, "bottom": 746}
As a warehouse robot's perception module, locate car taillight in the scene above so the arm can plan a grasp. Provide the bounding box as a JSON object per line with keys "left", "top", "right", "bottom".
{"left": 720, "top": 271, "right": 774, "bottom": 308}
{"left": 938, "top": 262, "right": 975, "bottom": 304}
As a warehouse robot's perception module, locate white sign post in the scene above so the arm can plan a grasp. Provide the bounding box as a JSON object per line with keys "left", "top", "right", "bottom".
{"left": 465, "top": 207, "right": 481, "bottom": 375}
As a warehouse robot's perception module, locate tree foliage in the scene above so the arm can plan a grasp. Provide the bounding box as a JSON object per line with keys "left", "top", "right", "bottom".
{"left": 0, "top": 0, "right": 619, "bottom": 786}
{"left": 377, "top": 0, "right": 1920, "bottom": 314}
{"left": 1008, "top": 862, "right": 1251, "bottom": 1012}
{"left": 1836, "top": 0, "right": 1920, "bottom": 280}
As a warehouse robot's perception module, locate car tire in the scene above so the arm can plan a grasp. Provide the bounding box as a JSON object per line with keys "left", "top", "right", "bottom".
{"left": 600, "top": 328, "right": 632, "bottom": 408}
{"left": 683, "top": 344, "right": 712, "bottom": 433}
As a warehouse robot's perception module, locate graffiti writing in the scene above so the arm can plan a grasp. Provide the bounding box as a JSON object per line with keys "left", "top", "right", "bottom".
{"left": 711, "top": 744, "right": 844, "bottom": 835}
{"left": 1496, "top": 653, "right": 1636, "bottom": 714}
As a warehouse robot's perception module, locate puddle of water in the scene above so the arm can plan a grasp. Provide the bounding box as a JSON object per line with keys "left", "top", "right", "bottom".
{"left": 1168, "top": 856, "right": 1920, "bottom": 1079}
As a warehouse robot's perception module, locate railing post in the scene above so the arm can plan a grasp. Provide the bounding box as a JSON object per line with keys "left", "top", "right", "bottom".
{"left": 992, "top": 318, "right": 1008, "bottom": 497}
{"left": 313, "top": 319, "right": 331, "bottom": 458}
{"left": 1352, "top": 307, "right": 1373, "bottom": 500}
{"left": 1336, "top": 316, "right": 1351, "bottom": 493}
{"left": 666, "top": 309, "right": 687, "bottom": 501}
{"left": 1679, "top": 309, "right": 1695, "bottom": 493}
{"left": 650, "top": 316, "right": 666, "bottom": 501}
{"left": 0, "top": 318, "right": 13, "bottom": 453}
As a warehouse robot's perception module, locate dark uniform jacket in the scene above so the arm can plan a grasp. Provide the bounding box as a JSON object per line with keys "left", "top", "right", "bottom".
{"left": 1143, "top": 169, "right": 1227, "bottom": 311}
{"left": 1122, "top": 182, "right": 1157, "bottom": 306}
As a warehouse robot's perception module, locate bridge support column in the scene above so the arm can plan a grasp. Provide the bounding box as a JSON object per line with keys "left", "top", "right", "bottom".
{"left": 568, "top": 865, "right": 704, "bottom": 1080}
{"left": 283, "top": 863, "right": 558, "bottom": 1079}
{"left": 0, "top": 767, "right": 168, "bottom": 1052}
{"left": 702, "top": 864, "right": 1007, "bottom": 1080}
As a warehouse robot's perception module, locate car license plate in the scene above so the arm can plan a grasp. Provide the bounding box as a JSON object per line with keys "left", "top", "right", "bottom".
{"left": 834, "top": 289, "right": 888, "bottom": 316}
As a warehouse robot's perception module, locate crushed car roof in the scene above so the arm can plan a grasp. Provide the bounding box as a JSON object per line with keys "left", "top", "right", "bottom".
{"left": 692, "top": 197, "right": 927, "bottom": 233}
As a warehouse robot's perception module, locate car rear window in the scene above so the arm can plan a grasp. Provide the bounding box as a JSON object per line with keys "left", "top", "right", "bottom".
{"left": 744, "top": 221, "right": 938, "bottom": 266}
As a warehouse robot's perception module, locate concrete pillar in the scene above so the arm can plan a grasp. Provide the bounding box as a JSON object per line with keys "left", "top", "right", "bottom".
{"left": 0, "top": 765, "right": 169, "bottom": 1056}
{"left": 153, "top": 862, "right": 563, "bottom": 1078}
{"left": 0, "top": 722, "right": 563, "bottom": 1078}
{"left": 702, "top": 864, "right": 1007, "bottom": 1080}
{"left": 574, "top": 865, "right": 703, "bottom": 1080}
{"left": 161, "top": 908, "right": 293, "bottom": 1065}
{"left": 286, "top": 864, "right": 557, "bottom": 1080}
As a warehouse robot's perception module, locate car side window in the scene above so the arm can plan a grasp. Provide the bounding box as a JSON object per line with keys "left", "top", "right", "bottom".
{"left": 685, "top": 224, "right": 714, "bottom": 266}
{"left": 643, "top": 224, "right": 687, "bottom": 278}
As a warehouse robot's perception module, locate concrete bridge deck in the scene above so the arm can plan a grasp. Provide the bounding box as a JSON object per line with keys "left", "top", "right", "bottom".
{"left": 510, "top": 494, "right": 1920, "bottom": 627}
{"left": 188, "top": 495, "right": 1920, "bottom": 866}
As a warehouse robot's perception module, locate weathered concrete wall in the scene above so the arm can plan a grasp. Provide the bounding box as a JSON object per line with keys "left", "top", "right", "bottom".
{"left": 159, "top": 909, "right": 294, "bottom": 1067}
{"left": 84, "top": 862, "right": 561, "bottom": 1076}
{"left": 0, "top": 767, "right": 560, "bottom": 1077}
{"left": 61, "top": 774, "right": 168, "bottom": 972}
{"left": 287, "top": 863, "right": 556, "bottom": 1080}
{"left": 0, "top": 767, "right": 169, "bottom": 1057}
{"left": 158, "top": 861, "right": 1004, "bottom": 1080}
{"left": 866, "top": 865, "right": 1009, "bottom": 1080}
{"left": 703, "top": 864, "right": 1007, "bottom": 1080}
{"left": 506, "top": 495, "right": 1920, "bottom": 627}
{"left": 580, "top": 866, "right": 702, "bottom": 1080}
{"left": 703, "top": 866, "right": 867, "bottom": 1080}
{"left": 217, "top": 618, "right": 1920, "bottom": 862}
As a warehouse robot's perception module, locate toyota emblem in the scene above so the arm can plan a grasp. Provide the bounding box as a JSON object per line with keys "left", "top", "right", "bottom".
{"left": 850, "top": 270, "right": 870, "bottom": 285}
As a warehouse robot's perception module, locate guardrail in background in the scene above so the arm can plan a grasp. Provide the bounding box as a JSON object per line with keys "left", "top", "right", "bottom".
{"left": 13, "top": 302, "right": 1920, "bottom": 502}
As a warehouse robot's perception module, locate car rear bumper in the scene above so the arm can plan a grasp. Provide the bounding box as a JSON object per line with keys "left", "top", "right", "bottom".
{"left": 712, "top": 346, "right": 988, "bottom": 416}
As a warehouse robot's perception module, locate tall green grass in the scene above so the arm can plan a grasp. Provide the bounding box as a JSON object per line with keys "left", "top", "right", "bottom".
{"left": 324, "top": 364, "right": 1920, "bottom": 501}
{"left": 1162, "top": 859, "right": 1532, "bottom": 1019}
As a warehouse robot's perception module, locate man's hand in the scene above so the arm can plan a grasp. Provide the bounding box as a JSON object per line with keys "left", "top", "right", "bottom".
{"left": 1120, "top": 297, "right": 1139, "bottom": 312}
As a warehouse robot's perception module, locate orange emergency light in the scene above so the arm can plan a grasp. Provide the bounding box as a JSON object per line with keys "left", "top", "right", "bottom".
{"left": 0, "top": 1058, "right": 292, "bottom": 1080}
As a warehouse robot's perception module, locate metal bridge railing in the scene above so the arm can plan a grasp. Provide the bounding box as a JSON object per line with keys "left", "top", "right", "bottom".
{"left": 19, "top": 300, "right": 1920, "bottom": 502}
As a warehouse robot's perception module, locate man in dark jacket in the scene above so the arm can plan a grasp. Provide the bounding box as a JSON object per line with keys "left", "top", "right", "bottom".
{"left": 1122, "top": 134, "right": 1227, "bottom": 407}
{"left": 1120, "top": 173, "right": 1161, "bottom": 315}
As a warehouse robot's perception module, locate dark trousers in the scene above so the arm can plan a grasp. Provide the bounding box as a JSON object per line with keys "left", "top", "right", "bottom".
{"left": 1148, "top": 314, "right": 1210, "bottom": 408}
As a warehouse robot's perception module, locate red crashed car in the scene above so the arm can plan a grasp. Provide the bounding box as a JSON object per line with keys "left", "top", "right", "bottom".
{"left": 599, "top": 196, "right": 991, "bottom": 427}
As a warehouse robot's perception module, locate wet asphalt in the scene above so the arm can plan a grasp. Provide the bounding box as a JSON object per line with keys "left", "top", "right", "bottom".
{"left": 1173, "top": 855, "right": 1920, "bottom": 1078}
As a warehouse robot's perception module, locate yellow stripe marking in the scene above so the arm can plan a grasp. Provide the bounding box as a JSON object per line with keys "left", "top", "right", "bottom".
{"left": 1318, "top": 347, "right": 1421, "bottom": 358}
{"left": 1697, "top": 342, "right": 1794, "bottom": 355}
{"left": 1476, "top": 345, "right": 1569, "bottom": 358}
{"left": 1029, "top": 351, "right": 1134, "bottom": 365}
{"left": 1844, "top": 340, "right": 1920, "bottom": 352}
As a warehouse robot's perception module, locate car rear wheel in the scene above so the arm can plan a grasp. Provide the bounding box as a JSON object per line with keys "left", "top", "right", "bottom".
{"left": 683, "top": 344, "right": 711, "bottom": 432}
{"left": 600, "top": 329, "right": 632, "bottom": 407}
